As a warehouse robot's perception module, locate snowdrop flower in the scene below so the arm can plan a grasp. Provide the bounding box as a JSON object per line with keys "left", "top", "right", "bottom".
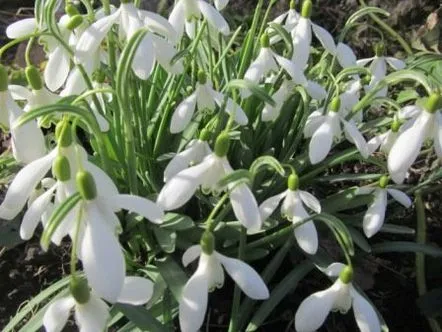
{"left": 388, "top": 93, "right": 442, "bottom": 184}
{"left": 357, "top": 43, "right": 406, "bottom": 98}
{"left": 367, "top": 118, "right": 401, "bottom": 155}
{"left": 169, "top": 0, "right": 230, "bottom": 39}
{"left": 6, "top": 18, "right": 38, "bottom": 39}
{"left": 0, "top": 66, "right": 46, "bottom": 164}
{"left": 290, "top": 0, "right": 336, "bottom": 69}
{"left": 179, "top": 231, "right": 269, "bottom": 332}
{"left": 259, "top": 173, "right": 320, "bottom": 254}
{"left": 163, "top": 130, "right": 212, "bottom": 181}
{"left": 157, "top": 133, "right": 262, "bottom": 232}
{"left": 243, "top": 34, "right": 326, "bottom": 100}
{"left": 170, "top": 71, "right": 248, "bottom": 133}
{"left": 295, "top": 263, "right": 381, "bottom": 332}
{"left": 43, "top": 276, "right": 154, "bottom": 332}
{"left": 269, "top": 0, "right": 300, "bottom": 44}
{"left": 304, "top": 97, "right": 369, "bottom": 164}
{"left": 76, "top": 1, "right": 182, "bottom": 81}
{"left": 261, "top": 80, "right": 293, "bottom": 121}
{"left": 357, "top": 176, "right": 412, "bottom": 237}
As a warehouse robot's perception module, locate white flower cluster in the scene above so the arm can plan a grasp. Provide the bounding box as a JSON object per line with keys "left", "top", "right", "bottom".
{"left": 1, "top": 0, "right": 440, "bottom": 331}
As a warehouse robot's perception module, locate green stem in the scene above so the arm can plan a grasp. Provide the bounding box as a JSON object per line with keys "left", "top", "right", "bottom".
{"left": 70, "top": 204, "right": 84, "bottom": 275}
{"left": 206, "top": 193, "right": 230, "bottom": 232}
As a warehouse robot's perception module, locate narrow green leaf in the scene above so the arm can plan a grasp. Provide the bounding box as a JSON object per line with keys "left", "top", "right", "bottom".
{"left": 267, "top": 22, "right": 293, "bottom": 58}
{"left": 113, "top": 304, "right": 169, "bottom": 332}
{"left": 217, "top": 169, "right": 253, "bottom": 189}
{"left": 346, "top": 6, "right": 390, "bottom": 25}
{"left": 160, "top": 213, "right": 195, "bottom": 231}
{"left": 250, "top": 155, "right": 285, "bottom": 176}
{"left": 226, "top": 79, "right": 276, "bottom": 107}
{"left": 155, "top": 256, "right": 188, "bottom": 302}
{"left": 153, "top": 227, "right": 177, "bottom": 253}
{"left": 372, "top": 242, "right": 442, "bottom": 257}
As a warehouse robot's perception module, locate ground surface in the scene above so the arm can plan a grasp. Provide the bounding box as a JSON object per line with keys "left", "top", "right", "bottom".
{"left": 0, "top": 0, "right": 441, "bottom": 331}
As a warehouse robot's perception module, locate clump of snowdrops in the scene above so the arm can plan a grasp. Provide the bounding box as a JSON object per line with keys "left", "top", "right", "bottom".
{"left": 1, "top": 0, "right": 441, "bottom": 331}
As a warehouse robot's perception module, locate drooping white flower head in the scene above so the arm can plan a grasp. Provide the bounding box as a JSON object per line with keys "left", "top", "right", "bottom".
{"left": 243, "top": 33, "right": 326, "bottom": 100}
{"left": 357, "top": 43, "right": 406, "bottom": 98}
{"left": 290, "top": 0, "right": 337, "bottom": 69}
{"left": 163, "top": 131, "right": 212, "bottom": 182}
{"left": 270, "top": 0, "right": 300, "bottom": 45}
{"left": 179, "top": 232, "right": 269, "bottom": 332}
{"left": 43, "top": 276, "right": 154, "bottom": 332}
{"left": 170, "top": 71, "right": 248, "bottom": 133}
{"left": 304, "top": 97, "right": 369, "bottom": 164}
{"left": 157, "top": 133, "right": 262, "bottom": 233}
{"left": 169, "top": 0, "right": 230, "bottom": 39}
{"left": 259, "top": 173, "right": 321, "bottom": 254}
{"left": 367, "top": 117, "right": 404, "bottom": 155}
{"left": 295, "top": 263, "right": 381, "bottom": 332}
{"left": 388, "top": 94, "right": 442, "bottom": 184}
{"left": 356, "top": 176, "right": 412, "bottom": 238}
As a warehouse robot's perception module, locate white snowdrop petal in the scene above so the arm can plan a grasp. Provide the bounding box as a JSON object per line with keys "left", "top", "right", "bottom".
{"left": 274, "top": 54, "right": 306, "bottom": 83}
{"left": 352, "top": 289, "right": 381, "bottom": 332}
{"left": 309, "top": 117, "right": 333, "bottom": 164}
{"left": 259, "top": 191, "right": 287, "bottom": 221}
{"left": 291, "top": 17, "right": 311, "bottom": 69}
{"left": 386, "top": 57, "right": 406, "bottom": 70}
{"left": 75, "top": 295, "right": 109, "bottom": 332}
{"left": 304, "top": 110, "right": 325, "bottom": 137}
{"left": 132, "top": 33, "right": 155, "bottom": 80}
{"left": 170, "top": 93, "right": 197, "bottom": 134}
{"left": 108, "top": 194, "right": 164, "bottom": 224}
{"left": 230, "top": 183, "right": 262, "bottom": 233}
{"left": 323, "top": 262, "right": 346, "bottom": 277}
{"left": 198, "top": 0, "right": 230, "bottom": 35}
{"left": 295, "top": 286, "right": 336, "bottom": 332}
{"left": 80, "top": 205, "right": 125, "bottom": 303}
{"left": 363, "top": 189, "right": 387, "bottom": 238}
{"left": 157, "top": 158, "right": 212, "bottom": 210}
{"left": 217, "top": 253, "right": 269, "bottom": 299}
{"left": 399, "top": 105, "right": 422, "bottom": 119}
{"left": 168, "top": 1, "right": 185, "bottom": 39}
{"left": 294, "top": 220, "right": 318, "bottom": 254}
{"left": 182, "top": 245, "right": 202, "bottom": 267}
{"left": 45, "top": 47, "right": 70, "bottom": 92}
{"left": 336, "top": 42, "right": 357, "bottom": 68}
{"left": 244, "top": 49, "right": 269, "bottom": 83}
{"left": 164, "top": 145, "right": 197, "bottom": 182}
{"left": 299, "top": 190, "right": 321, "bottom": 213}
{"left": 312, "top": 23, "right": 336, "bottom": 55}
{"left": 342, "top": 119, "right": 369, "bottom": 158}
{"left": 387, "top": 188, "right": 412, "bottom": 208}
{"left": 367, "top": 134, "right": 384, "bottom": 155}
{"left": 356, "top": 57, "right": 375, "bottom": 67}
{"left": 8, "top": 85, "right": 32, "bottom": 100}
{"left": 0, "top": 149, "right": 56, "bottom": 220}
{"left": 305, "top": 80, "right": 326, "bottom": 100}
{"left": 20, "top": 184, "right": 57, "bottom": 240}
{"left": 117, "top": 276, "right": 154, "bottom": 305}
{"left": 179, "top": 254, "right": 210, "bottom": 332}
{"left": 434, "top": 112, "right": 442, "bottom": 158}
{"left": 141, "top": 10, "right": 178, "bottom": 44}
{"left": 43, "top": 296, "right": 75, "bottom": 332}
{"left": 6, "top": 18, "right": 37, "bottom": 39}
{"left": 152, "top": 35, "right": 184, "bottom": 74}
{"left": 225, "top": 98, "right": 248, "bottom": 126}
{"left": 214, "top": 0, "right": 229, "bottom": 10}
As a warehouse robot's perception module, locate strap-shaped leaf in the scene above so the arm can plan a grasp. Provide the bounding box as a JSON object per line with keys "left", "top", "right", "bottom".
{"left": 227, "top": 79, "right": 276, "bottom": 107}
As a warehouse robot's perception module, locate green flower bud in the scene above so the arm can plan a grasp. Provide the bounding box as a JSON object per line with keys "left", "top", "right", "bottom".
{"left": 260, "top": 33, "right": 270, "bottom": 48}
{"left": 0, "top": 65, "right": 8, "bottom": 92}
{"left": 65, "top": 3, "right": 80, "bottom": 16}
{"left": 25, "top": 65, "right": 43, "bottom": 91}
{"left": 339, "top": 265, "right": 353, "bottom": 284}
{"left": 391, "top": 117, "right": 400, "bottom": 133}
{"left": 378, "top": 175, "right": 389, "bottom": 189}
{"left": 374, "top": 42, "right": 385, "bottom": 57}
{"left": 301, "top": 0, "right": 312, "bottom": 18}
{"left": 214, "top": 132, "right": 230, "bottom": 157}
{"left": 290, "top": 0, "right": 296, "bottom": 10}
{"left": 76, "top": 171, "right": 97, "bottom": 201}
{"left": 288, "top": 173, "right": 299, "bottom": 191}
{"left": 53, "top": 155, "right": 71, "bottom": 182}
{"left": 197, "top": 70, "right": 207, "bottom": 85}
{"left": 200, "top": 231, "right": 215, "bottom": 255}
{"left": 55, "top": 122, "right": 73, "bottom": 147}
{"left": 424, "top": 93, "right": 441, "bottom": 114}
{"left": 199, "top": 128, "right": 211, "bottom": 141}
{"left": 66, "top": 15, "right": 83, "bottom": 31}
{"left": 329, "top": 97, "right": 341, "bottom": 113}
{"left": 70, "top": 277, "right": 90, "bottom": 304}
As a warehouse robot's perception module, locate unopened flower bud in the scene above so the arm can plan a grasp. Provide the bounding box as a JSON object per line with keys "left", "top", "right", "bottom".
{"left": 66, "top": 15, "right": 83, "bottom": 30}
{"left": 288, "top": 173, "right": 299, "bottom": 191}
{"left": 25, "top": 65, "right": 43, "bottom": 90}
{"left": 301, "top": 0, "right": 312, "bottom": 18}
{"left": 424, "top": 93, "right": 441, "bottom": 114}
{"left": 65, "top": 3, "right": 80, "bottom": 16}
{"left": 197, "top": 70, "right": 207, "bottom": 85}
{"left": 55, "top": 122, "right": 73, "bottom": 147}
{"left": 76, "top": 171, "right": 97, "bottom": 200}
{"left": 70, "top": 277, "right": 90, "bottom": 304}
{"left": 199, "top": 128, "right": 211, "bottom": 141}
{"left": 0, "top": 65, "right": 8, "bottom": 92}
{"left": 378, "top": 175, "right": 389, "bottom": 189}
{"left": 200, "top": 231, "right": 215, "bottom": 255}
{"left": 329, "top": 97, "right": 341, "bottom": 113}
{"left": 214, "top": 132, "right": 230, "bottom": 157}
{"left": 260, "top": 33, "right": 270, "bottom": 48}
{"left": 339, "top": 265, "right": 353, "bottom": 284}
{"left": 391, "top": 117, "right": 400, "bottom": 133}
{"left": 53, "top": 155, "right": 71, "bottom": 182}
{"left": 374, "top": 42, "right": 385, "bottom": 57}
